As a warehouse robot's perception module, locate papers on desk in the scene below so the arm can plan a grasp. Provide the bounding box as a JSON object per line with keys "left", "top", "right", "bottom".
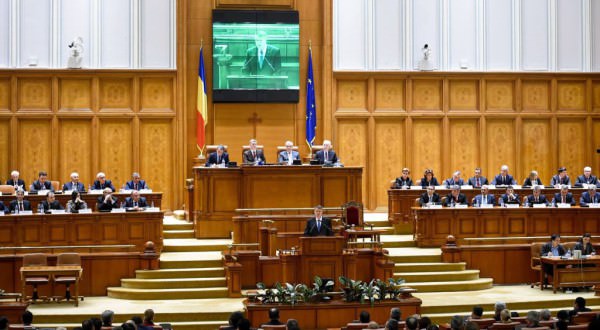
{"left": 88, "top": 189, "right": 104, "bottom": 194}
{"left": 37, "top": 189, "right": 50, "bottom": 195}
{"left": 589, "top": 204, "right": 600, "bottom": 208}
{"left": 556, "top": 203, "right": 571, "bottom": 208}
{"left": 487, "top": 185, "right": 496, "bottom": 189}
{"left": 454, "top": 204, "right": 469, "bottom": 208}
{"left": 111, "top": 208, "right": 126, "bottom": 213}
{"left": 461, "top": 185, "right": 473, "bottom": 190}
{"left": 145, "top": 207, "right": 160, "bottom": 212}
{"left": 63, "top": 190, "right": 74, "bottom": 195}
{"left": 511, "top": 185, "right": 522, "bottom": 189}
{"left": 139, "top": 189, "right": 153, "bottom": 194}
{"left": 505, "top": 204, "right": 520, "bottom": 208}
{"left": 410, "top": 186, "right": 422, "bottom": 190}
{"left": 15, "top": 210, "right": 33, "bottom": 215}
{"left": 78, "top": 208, "right": 92, "bottom": 214}
{"left": 426, "top": 204, "right": 443, "bottom": 209}
{"left": 50, "top": 209, "right": 66, "bottom": 214}
{"left": 533, "top": 204, "right": 547, "bottom": 208}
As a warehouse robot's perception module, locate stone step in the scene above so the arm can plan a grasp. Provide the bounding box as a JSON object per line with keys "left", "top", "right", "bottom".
{"left": 163, "top": 238, "right": 231, "bottom": 252}
{"left": 135, "top": 267, "right": 225, "bottom": 279}
{"left": 121, "top": 277, "right": 227, "bottom": 289}
{"left": 395, "top": 270, "right": 481, "bottom": 282}
{"left": 163, "top": 223, "right": 194, "bottom": 231}
{"left": 107, "top": 287, "right": 229, "bottom": 300}
{"left": 394, "top": 262, "right": 466, "bottom": 272}
{"left": 159, "top": 259, "right": 223, "bottom": 269}
{"left": 399, "top": 278, "right": 493, "bottom": 292}
{"left": 386, "top": 248, "right": 442, "bottom": 263}
{"left": 159, "top": 251, "right": 223, "bottom": 269}
{"left": 163, "top": 230, "right": 195, "bottom": 239}
{"left": 380, "top": 235, "right": 416, "bottom": 248}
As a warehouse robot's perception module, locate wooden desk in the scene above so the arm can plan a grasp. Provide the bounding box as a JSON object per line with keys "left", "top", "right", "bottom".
{"left": 413, "top": 206, "right": 600, "bottom": 247}
{"left": 541, "top": 256, "right": 600, "bottom": 293}
{"left": 0, "top": 192, "right": 162, "bottom": 211}
{"left": 345, "top": 228, "right": 384, "bottom": 248}
{"left": 0, "top": 301, "right": 28, "bottom": 324}
{"left": 20, "top": 265, "right": 82, "bottom": 306}
{"left": 192, "top": 166, "right": 362, "bottom": 238}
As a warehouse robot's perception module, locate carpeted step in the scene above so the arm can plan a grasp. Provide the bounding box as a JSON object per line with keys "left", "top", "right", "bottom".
{"left": 159, "top": 259, "right": 223, "bottom": 269}
{"left": 400, "top": 278, "right": 493, "bottom": 292}
{"left": 159, "top": 251, "right": 223, "bottom": 269}
{"left": 163, "top": 230, "right": 195, "bottom": 239}
{"left": 107, "top": 287, "right": 229, "bottom": 300}
{"left": 395, "top": 270, "right": 481, "bottom": 282}
{"left": 163, "top": 223, "right": 194, "bottom": 231}
{"left": 386, "top": 248, "right": 442, "bottom": 263}
{"left": 121, "top": 277, "right": 227, "bottom": 289}
{"left": 135, "top": 267, "right": 225, "bottom": 279}
{"left": 163, "top": 238, "right": 231, "bottom": 252}
{"left": 381, "top": 235, "right": 416, "bottom": 248}
{"left": 394, "top": 262, "right": 466, "bottom": 272}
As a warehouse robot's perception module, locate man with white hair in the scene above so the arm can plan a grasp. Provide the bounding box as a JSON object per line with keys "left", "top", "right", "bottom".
{"left": 97, "top": 188, "right": 119, "bottom": 211}
{"left": 444, "top": 171, "right": 464, "bottom": 187}
{"left": 92, "top": 172, "right": 116, "bottom": 192}
{"left": 278, "top": 141, "right": 300, "bottom": 165}
{"left": 575, "top": 166, "right": 598, "bottom": 187}
{"left": 6, "top": 170, "right": 25, "bottom": 190}
{"left": 243, "top": 139, "right": 266, "bottom": 164}
{"left": 63, "top": 172, "right": 86, "bottom": 192}
{"left": 314, "top": 140, "right": 338, "bottom": 165}
{"left": 125, "top": 172, "right": 149, "bottom": 190}
{"left": 491, "top": 165, "right": 516, "bottom": 186}
{"left": 580, "top": 186, "right": 600, "bottom": 207}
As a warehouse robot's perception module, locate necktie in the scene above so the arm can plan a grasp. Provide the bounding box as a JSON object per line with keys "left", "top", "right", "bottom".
{"left": 502, "top": 176, "right": 506, "bottom": 185}
{"left": 325, "top": 151, "right": 328, "bottom": 161}
{"left": 259, "top": 49, "right": 264, "bottom": 68}
{"left": 317, "top": 220, "right": 321, "bottom": 231}
{"left": 562, "top": 196, "right": 565, "bottom": 204}
{"left": 252, "top": 150, "right": 256, "bottom": 159}
{"left": 482, "top": 196, "right": 487, "bottom": 204}
{"left": 135, "top": 183, "right": 138, "bottom": 190}
{"left": 288, "top": 153, "right": 293, "bottom": 165}
{"left": 134, "top": 201, "right": 137, "bottom": 207}
{"left": 19, "top": 202, "right": 23, "bottom": 211}
{"left": 535, "top": 197, "right": 539, "bottom": 203}
{"left": 476, "top": 178, "right": 480, "bottom": 187}
{"left": 217, "top": 155, "right": 221, "bottom": 164}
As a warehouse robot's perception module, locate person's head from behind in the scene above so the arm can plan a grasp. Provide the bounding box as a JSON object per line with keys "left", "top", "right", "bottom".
{"left": 500, "top": 309, "right": 511, "bottom": 322}
{"left": 131, "top": 316, "right": 143, "bottom": 327}
{"left": 471, "top": 306, "right": 483, "bottom": 319}
{"left": 90, "top": 317, "right": 102, "bottom": 330}
{"left": 368, "top": 321, "right": 379, "bottom": 329}
{"left": 120, "top": 322, "right": 135, "bottom": 330}
{"left": 464, "top": 321, "right": 479, "bottom": 330}
{"left": 82, "top": 319, "right": 94, "bottom": 330}
{"left": 385, "top": 319, "right": 399, "bottom": 330}
{"left": 22, "top": 310, "right": 33, "bottom": 325}
{"left": 144, "top": 309, "right": 155, "bottom": 323}
{"left": 286, "top": 318, "right": 300, "bottom": 330}
{"left": 556, "top": 310, "right": 569, "bottom": 322}
{"left": 254, "top": 31, "right": 268, "bottom": 49}
{"left": 390, "top": 307, "right": 401, "bottom": 321}
{"left": 418, "top": 316, "right": 431, "bottom": 330}
{"left": 526, "top": 310, "right": 540, "bottom": 326}
{"left": 494, "top": 301, "right": 506, "bottom": 313}
{"left": 228, "top": 311, "right": 244, "bottom": 326}
{"left": 268, "top": 308, "right": 280, "bottom": 321}
{"left": 237, "top": 318, "right": 251, "bottom": 330}
{"left": 555, "top": 320, "right": 569, "bottom": 330}
{"left": 540, "top": 309, "right": 551, "bottom": 321}
{"left": 575, "top": 296, "right": 587, "bottom": 310}
{"left": 359, "top": 310, "right": 370, "bottom": 323}
{"left": 405, "top": 317, "right": 418, "bottom": 330}
{"left": 0, "top": 316, "right": 8, "bottom": 330}
{"left": 450, "top": 315, "right": 464, "bottom": 330}
{"left": 101, "top": 310, "right": 115, "bottom": 326}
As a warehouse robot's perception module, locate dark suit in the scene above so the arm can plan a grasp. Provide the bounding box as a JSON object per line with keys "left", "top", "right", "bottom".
{"left": 420, "top": 177, "right": 439, "bottom": 188}
{"left": 126, "top": 180, "right": 149, "bottom": 190}
{"left": 574, "top": 242, "right": 595, "bottom": 256}
{"left": 550, "top": 175, "right": 571, "bottom": 186}
{"left": 303, "top": 217, "right": 334, "bottom": 236}
{"left": 467, "top": 176, "right": 488, "bottom": 188}
{"left": 444, "top": 193, "right": 468, "bottom": 206}
{"left": 93, "top": 180, "right": 116, "bottom": 192}
{"left": 314, "top": 150, "right": 338, "bottom": 165}
{"left": 242, "top": 45, "right": 281, "bottom": 75}
{"left": 491, "top": 174, "right": 516, "bottom": 186}
{"left": 443, "top": 178, "right": 465, "bottom": 187}
{"left": 6, "top": 179, "right": 26, "bottom": 190}
{"left": 30, "top": 180, "right": 54, "bottom": 193}
{"left": 419, "top": 192, "right": 441, "bottom": 206}
{"left": 9, "top": 200, "right": 32, "bottom": 213}
{"left": 62, "top": 182, "right": 86, "bottom": 192}
{"left": 525, "top": 194, "right": 549, "bottom": 206}
{"left": 523, "top": 178, "right": 544, "bottom": 187}
{"left": 243, "top": 149, "right": 266, "bottom": 164}
{"left": 278, "top": 150, "right": 300, "bottom": 164}
{"left": 97, "top": 195, "right": 119, "bottom": 211}
{"left": 205, "top": 152, "right": 230, "bottom": 167}
{"left": 125, "top": 197, "right": 148, "bottom": 208}
{"left": 541, "top": 242, "right": 566, "bottom": 276}
{"left": 580, "top": 191, "right": 600, "bottom": 207}
{"left": 499, "top": 193, "right": 520, "bottom": 205}
{"left": 473, "top": 194, "right": 496, "bottom": 205}
{"left": 41, "top": 200, "right": 64, "bottom": 212}
{"left": 575, "top": 175, "right": 598, "bottom": 187}
{"left": 393, "top": 177, "right": 413, "bottom": 189}
{"left": 552, "top": 193, "right": 575, "bottom": 206}
{"left": 0, "top": 201, "right": 8, "bottom": 214}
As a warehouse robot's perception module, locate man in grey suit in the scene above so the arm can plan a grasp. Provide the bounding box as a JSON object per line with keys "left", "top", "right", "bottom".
{"left": 467, "top": 167, "right": 488, "bottom": 188}
{"left": 243, "top": 139, "right": 266, "bottom": 165}
{"left": 278, "top": 141, "right": 300, "bottom": 165}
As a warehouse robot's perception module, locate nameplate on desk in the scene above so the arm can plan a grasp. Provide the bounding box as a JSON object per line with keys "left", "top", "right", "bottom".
{"left": 63, "top": 190, "right": 74, "bottom": 195}
{"left": 533, "top": 204, "right": 547, "bottom": 208}
{"left": 37, "top": 189, "right": 49, "bottom": 195}
{"left": 139, "top": 189, "right": 153, "bottom": 194}
{"left": 589, "top": 204, "right": 600, "bottom": 208}
{"left": 557, "top": 203, "right": 571, "bottom": 208}
{"left": 427, "top": 204, "right": 443, "bottom": 209}
{"left": 505, "top": 204, "right": 520, "bottom": 208}
{"left": 120, "top": 189, "right": 133, "bottom": 194}
{"left": 78, "top": 208, "right": 92, "bottom": 214}
{"left": 111, "top": 208, "right": 126, "bottom": 213}
{"left": 461, "top": 185, "right": 473, "bottom": 190}
{"left": 434, "top": 186, "right": 445, "bottom": 190}
{"left": 454, "top": 204, "right": 469, "bottom": 208}
{"left": 50, "top": 209, "right": 66, "bottom": 214}
{"left": 410, "top": 186, "right": 422, "bottom": 190}
{"left": 89, "top": 189, "right": 103, "bottom": 194}
{"left": 144, "top": 207, "right": 160, "bottom": 212}
{"left": 512, "top": 185, "right": 522, "bottom": 189}
{"left": 16, "top": 211, "right": 33, "bottom": 215}
{"left": 487, "top": 185, "right": 495, "bottom": 189}
{"left": 479, "top": 204, "right": 494, "bottom": 208}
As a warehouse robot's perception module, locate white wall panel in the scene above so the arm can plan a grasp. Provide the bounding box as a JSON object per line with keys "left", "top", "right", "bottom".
{"left": 140, "top": 0, "right": 172, "bottom": 68}
{"left": 374, "top": 0, "right": 403, "bottom": 70}
{"left": 100, "top": 0, "right": 131, "bottom": 68}
{"left": 520, "top": 0, "right": 549, "bottom": 71}
{"left": 484, "top": 0, "right": 513, "bottom": 70}
{"left": 556, "top": 0, "right": 583, "bottom": 71}
{"left": 592, "top": 0, "right": 600, "bottom": 71}
{"left": 59, "top": 0, "right": 91, "bottom": 68}
{"left": 334, "top": 0, "right": 367, "bottom": 70}
{"left": 448, "top": 0, "right": 477, "bottom": 70}
{"left": 0, "top": 0, "right": 9, "bottom": 67}
{"left": 19, "top": 0, "right": 51, "bottom": 67}
{"left": 411, "top": 0, "right": 440, "bottom": 70}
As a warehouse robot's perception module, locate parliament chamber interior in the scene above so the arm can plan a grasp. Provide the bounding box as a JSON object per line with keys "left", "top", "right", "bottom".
{"left": 2, "top": 0, "right": 600, "bottom": 329}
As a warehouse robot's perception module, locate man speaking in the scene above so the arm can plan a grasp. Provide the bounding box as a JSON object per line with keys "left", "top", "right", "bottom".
{"left": 242, "top": 31, "right": 281, "bottom": 75}
{"left": 303, "top": 205, "right": 334, "bottom": 236}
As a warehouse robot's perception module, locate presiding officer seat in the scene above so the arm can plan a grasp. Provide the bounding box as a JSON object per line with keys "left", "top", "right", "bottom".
{"left": 242, "top": 145, "right": 265, "bottom": 161}
{"left": 51, "top": 181, "right": 60, "bottom": 192}
{"left": 342, "top": 201, "right": 364, "bottom": 228}
{"left": 206, "top": 145, "right": 228, "bottom": 154}
{"left": 275, "top": 145, "right": 299, "bottom": 163}
{"left": 22, "top": 253, "right": 50, "bottom": 303}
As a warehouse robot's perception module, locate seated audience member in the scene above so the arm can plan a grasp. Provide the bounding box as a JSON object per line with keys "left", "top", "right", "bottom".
{"left": 393, "top": 168, "right": 413, "bottom": 189}
{"left": 444, "top": 185, "right": 468, "bottom": 207}
{"left": 420, "top": 169, "right": 439, "bottom": 187}
{"left": 390, "top": 307, "right": 402, "bottom": 322}
{"left": 40, "top": 191, "right": 64, "bottom": 212}
{"left": 491, "top": 165, "right": 516, "bottom": 186}
{"left": 552, "top": 185, "right": 575, "bottom": 206}
{"left": 89, "top": 317, "right": 102, "bottom": 330}
{"left": 420, "top": 186, "right": 441, "bottom": 207}
{"left": 125, "top": 190, "right": 148, "bottom": 208}
{"left": 286, "top": 319, "right": 300, "bottom": 330}
{"left": 314, "top": 140, "right": 337, "bottom": 165}
{"left": 470, "top": 306, "right": 483, "bottom": 320}
{"left": 580, "top": 186, "right": 600, "bottom": 207}
{"left": 464, "top": 322, "right": 479, "bottom": 330}
{"left": 499, "top": 186, "right": 520, "bottom": 205}
{"left": 261, "top": 308, "right": 283, "bottom": 326}
{"left": 587, "top": 318, "right": 600, "bottom": 330}
{"left": 101, "top": 310, "right": 115, "bottom": 328}
{"left": 278, "top": 141, "right": 300, "bottom": 165}
{"left": 516, "top": 310, "right": 540, "bottom": 330}
{"left": 444, "top": 171, "right": 465, "bottom": 188}
{"left": 473, "top": 185, "right": 495, "bottom": 206}
{"left": 467, "top": 167, "right": 488, "bottom": 188}
{"left": 574, "top": 233, "right": 595, "bottom": 256}
{"left": 303, "top": 205, "right": 333, "bottom": 236}
{"left": 355, "top": 310, "right": 370, "bottom": 324}
{"left": 405, "top": 317, "right": 418, "bottom": 330}
{"left": 126, "top": 172, "right": 149, "bottom": 190}
{"left": 130, "top": 316, "right": 143, "bottom": 330}
{"left": 6, "top": 170, "right": 26, "bottom": 190}
{"left": 555, "top": 320, "right": 568, "bottom": 330}
{"left": 30, "top": 171, "right": 54, "bottom": 193}
{"left": 450, "top": 315, "right": 464, "bottom": 330}
{"left": 66, "top": 190, "right": 88, "bottom": 213}
{"left": 539, "top": 309, "right": 552, "bottom": 321}
{"left": 418, "top": 317, "right": 432, "bottom": 330}
{"left": 22, "top": 310, "right": 34, "bottom": 327}
{"left": 206, "top": 145, "right": 230, "bottom": 167}
{"left": 63, "top": 172, "right": 86, "bottom": 192}
{"left": 97, "top": 188, "right": 119, "bottom": 211}
{"left": 221, "top": 311, "right": 244, "bottom": 330}
{"left": 243, "top": 139, "right": 267, "bottom": 165}
{"left": 494, "top": 302, "right": 507, "bottom": 321}
{"left": 0, "top": 316, "right": 7, "bottom": 330}
{"left": 121, "top": 321, "right": 135, "bottom": 330}
{"left": 367, "top": 321, "right": 379, "bottom": 329}
{"left": 237, "top": 318, "right": 251, "bottom": 330}
{"left": 141, "top": 309, "right": 156, "bottom": 329}
{"left": 499, "top": 309, "right": 512, "bottom": 323}
{"left": 82, "top": 319, "right": 94, "bottom": 330}
{"left": 9, "top": 189, "right": 32, "bottom": 213}
{"left": 0, "top": 201, "right": 8, "bottom": 214}
{"left": 93, "top": 172, "right": 116, "bottom": 192}
{"left": 556, "top": 310, "right": 570, "bottom": 324}
{"left": 523, "top": 170, "right": 544, "bottom": 187}
{"left": 525, "top": 186, "right": 549, "bottom": 206}
{"left": 541, "top": 234, "right": 566, "bottom": 280}
{"left": 575, "top": 166, "right": 598, "bottom": 187}
{"left": 386, "top": 319, "right": 399, "bottom": 330}
{"left": 569, "top": 297, "right": 592, "bottom": 317}
{"left": 550, "top": 167, "right": 571, "bottom": 187}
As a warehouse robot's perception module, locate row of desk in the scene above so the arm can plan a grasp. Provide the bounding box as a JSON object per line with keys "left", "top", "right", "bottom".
{"left": 0, "top": 192, "right": 163, "bottom": 211}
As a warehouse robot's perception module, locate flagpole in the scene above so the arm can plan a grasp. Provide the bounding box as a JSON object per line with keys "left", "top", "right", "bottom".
{"left": 308, "top": 40, "right": 312, "bottom": 157}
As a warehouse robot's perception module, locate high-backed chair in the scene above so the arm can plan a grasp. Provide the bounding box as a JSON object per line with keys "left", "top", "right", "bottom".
{"left": 489, "top": 322, "right": 521, "bottom": 330}
{"left": 0, "top": 185, "right": 15, "bottom": 195}
{"left": 54, "top": 253, "right": 82, "bottom": 302}
{"left": 470, "top": 318, "right": 496, "bottom": 329}
{"left": 342, "top": 201, "right": 364, "bottom": 228}
{"left": 345, "top": 323, "right": 370, "bottom": 330}
{"left": 51, "top": 181, "right": 60, "bottom": 192}
{"left": 571, "top": 311, "right": 598, "bottom": 325}
{"left": 530, "top": 242, "right": 544, "bottom": 289}
{"left": 206, "top": 145, "right": 228, "bottom": 154}
{"left": 261, "top": 325, "right": 287, "bottom": 330}
{"left": 275, "top": 145, "right": 299, "bottom": 162}
{"left": 310, "top": 145, "right": 324, "bottom": 159}
{"left": 241, "top": 145, "right": 265, "bottom": 162}
{"left": 22, "top": 253, "right": 50, "bottom": 303}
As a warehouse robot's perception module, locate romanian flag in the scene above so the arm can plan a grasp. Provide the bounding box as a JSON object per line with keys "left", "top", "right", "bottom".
{"left": 196, "top": 47, "right": 208, "bottom": 155}
{"left": 305, "top": 48, "right": 316, "bottom": 149}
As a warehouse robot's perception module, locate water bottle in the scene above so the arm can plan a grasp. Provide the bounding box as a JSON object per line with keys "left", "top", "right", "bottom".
{"left": 120, "top": 201, "right": 125, "bottom": 209}
{"left": 38, "top": 203, "right": 44, "bottom": 214}
{"left": 551, "top": 199, "right": 556, "bottom": 208}
{"left": 151, "top": 201, "right": 155, "bottom": 208}
{"left": 88, "top": 184, "right": 92, "bottom": 192}
{"left": 499, "top": 198, "right": 504, "bottom": 208}
{"left": 450, "top": 199, "right": 455, "bottom": 208}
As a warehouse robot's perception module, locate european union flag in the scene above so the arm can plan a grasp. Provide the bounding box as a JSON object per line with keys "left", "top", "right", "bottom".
{"left": 306, "top": 48, "right": 316, "bottom": 148}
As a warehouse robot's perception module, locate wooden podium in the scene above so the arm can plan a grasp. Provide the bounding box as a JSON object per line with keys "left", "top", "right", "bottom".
{"left": 299, "top": 236, "right": 345, "bottom": 284}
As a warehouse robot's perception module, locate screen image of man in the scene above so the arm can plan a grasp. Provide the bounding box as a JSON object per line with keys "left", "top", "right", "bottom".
{"left": 242, "top": 31, "right": 281, "bottom": 76}
{"left": 303, "top": 205, "right": 333, "bottom": 236}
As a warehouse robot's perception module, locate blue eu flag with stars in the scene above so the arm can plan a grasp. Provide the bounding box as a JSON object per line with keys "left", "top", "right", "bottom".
{"left": 306, "top": 48, "right": 316, "bottom": 148}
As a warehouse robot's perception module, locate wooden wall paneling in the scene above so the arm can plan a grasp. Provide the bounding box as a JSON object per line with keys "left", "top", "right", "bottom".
{"left": 0, "top": 120, "right": 9, "bottom": 180}
{"left": 98, "top": 119, "right": 133, "bottom": 189}
{"left": 593, "top": 80, "right": 600, "bottom": 112}
{"left": 411, "top": 119, "right": 442, "bottom": 178}
{"left": 337, "top": 119, "right": 367, "bottom": 202}
{"left": 59, "top": 78, "right": 92, "bottom": 111}
{"left": 336, "top": 80, "right": 367, "bottom": 111}
{"left": 374, "top": 79, "right": 405, "bottom": 111}
{"left": 521, "top": 80, "right": 551, "bottom": 112}
{"left": 449, "top": 80, "right": 479, "bottom": 111}
{"left": 374, "top": 118, "right": 404, "bottom": 208}
{"left": 412, "top": 79, "right": 442, "bottom": 111}
{"left": 556, "top": 119, "right": 586, "bottom": 174}
{"left": 140, "top": 77, "right": 175, "bottom": 112}
{"left": 58, "top": 119, "right": 93, "bottom": 185}
{"left": 448, "top": 119, "right": 479, "bottom": 176}
{"left": 140, "top": 119, "right": 174, "bottom": 210}
{"left": 17, "top": 119, "right": 53, "bottom": 184}
{"left": 0, "top": 77, "right": 10, "bottom": 112}
{"left": 521, "top": 119, "right": 552, "bottom": 184}
{"left": 485, "top": 119, "right": 515, "bottom": 181}
{"left": 484, "top": 80, "right": 515, "bottom": 112}
{"left": 99, "top": 77, "right": 134, "bottom": 112}
{"left": 17, "top": 78, "right": 52, "bottom": 111}
{"left": 556, "top": 80, "right": 586, "bottom": 112}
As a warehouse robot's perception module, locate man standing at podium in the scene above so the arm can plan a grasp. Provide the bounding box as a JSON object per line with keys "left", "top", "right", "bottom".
{"left": 242, "top": 31, "right": 281, "bottom": 76}
{"left": 304, "top": 205, "right": 333, "bottom": 236}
